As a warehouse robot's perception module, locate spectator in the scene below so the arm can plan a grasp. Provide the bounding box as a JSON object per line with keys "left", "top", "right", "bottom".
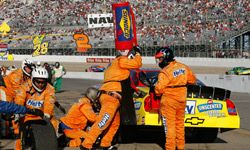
{"left": 53, "top": 62, "right": 66, "bottom": 93}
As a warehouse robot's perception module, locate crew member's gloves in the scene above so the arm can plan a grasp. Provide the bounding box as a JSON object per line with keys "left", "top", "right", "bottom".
{"left": 14, "top": 114, "right": 25, "bottom": 123}
{"left": 132, "top": 45, "right": 142, "bottom": 55}
{"left": 92, "top": 101, "right": 101, "bottom": 113}
{"left": 27, "top": 108, "right": 44, "bottom": 118}
{"left": 44, "top": 113, "right": 51, "bottom": 119}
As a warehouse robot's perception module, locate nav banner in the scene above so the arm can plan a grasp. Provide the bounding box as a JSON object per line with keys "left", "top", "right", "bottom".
{"left": 88, "top": 13, "right": 113, "bottom": 28}
{"left": 112, "top": 2, "right": 137, "bottom": 51}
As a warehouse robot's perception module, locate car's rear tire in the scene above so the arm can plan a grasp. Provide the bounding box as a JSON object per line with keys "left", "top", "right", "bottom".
{"left": 185, "top": 127, "right": 218, "bottom": 143}
{"left": 21, "top": 119, "right": 58, "bottom": 150}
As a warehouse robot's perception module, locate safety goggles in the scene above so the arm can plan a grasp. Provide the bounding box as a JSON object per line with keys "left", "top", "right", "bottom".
{"left": 155, "top": 57, "right": 164, "bottom": 64}
{"left": 34, "top": 79, "right": 47, "bottom": 85}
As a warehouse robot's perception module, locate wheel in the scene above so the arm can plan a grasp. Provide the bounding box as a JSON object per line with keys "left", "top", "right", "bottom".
{"left": 21, "top": 119, "right": 58, "bottom": 150}
{"left": 185, "top": 127, "right": 218, "bottom": 143}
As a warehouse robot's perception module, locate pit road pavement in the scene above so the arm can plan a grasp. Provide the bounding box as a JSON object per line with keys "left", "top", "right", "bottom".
{"left": 1, "top": 78, "right": 250, "bottom": 150}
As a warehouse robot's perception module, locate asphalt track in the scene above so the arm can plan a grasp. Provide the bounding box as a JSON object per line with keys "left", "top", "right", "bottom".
{"left": 1, "top": 78, "right": 250, "bottom": 150}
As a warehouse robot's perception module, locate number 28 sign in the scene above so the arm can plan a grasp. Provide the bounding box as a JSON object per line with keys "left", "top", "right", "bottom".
{"left": 32, "top": 35, "right": 48, "bottom": 57}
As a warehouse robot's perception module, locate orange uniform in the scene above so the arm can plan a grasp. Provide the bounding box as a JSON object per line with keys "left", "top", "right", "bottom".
{"left": 155, "top": 60, "right": 196, "bottom": 150}
{"left": 3, "top": 68, "right": 28, "bottom": 102}
{"left": 14, "top": 80, "right": 56, "bottom": 150}
{"left": 14, "top": 81, "right": 55, "bottom": 121}
{"left": 82, "top": 54, "right": 142, "bottom": 148}
{"left": 60, "top": 97, "right": 97, "bottom": 147}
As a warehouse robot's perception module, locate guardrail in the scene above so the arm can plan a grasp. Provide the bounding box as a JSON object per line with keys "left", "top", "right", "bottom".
{"left": 64, "top": 72, "right": 250, "bottom": 93}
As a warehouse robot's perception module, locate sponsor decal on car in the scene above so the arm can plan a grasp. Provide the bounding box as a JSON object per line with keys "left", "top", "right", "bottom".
{"left": 206, "top": 110, "right": 226, "bottom": 117}
{"left": 197, "top": 100, "right": 223, "bottom": 112}
{"left": 185, "top": 117, "right": 205, "bottom": 125}
{"left": 185, "top": 100, "right": 196, "bottom": 114}
{"left": 134, "top": 101, "right": 142, "bottom": 110}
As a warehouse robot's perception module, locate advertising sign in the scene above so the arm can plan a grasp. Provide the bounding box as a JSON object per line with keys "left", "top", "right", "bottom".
{"left": 112, "top": 2, "right": 137, "bottom": 50}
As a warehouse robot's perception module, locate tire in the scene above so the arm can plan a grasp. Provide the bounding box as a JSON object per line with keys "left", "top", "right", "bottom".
{"left": 185, "top": 127, "right": 218, "bottom": 143}
{"left": 21, "top": 119, "right": 58, "bottom": 150}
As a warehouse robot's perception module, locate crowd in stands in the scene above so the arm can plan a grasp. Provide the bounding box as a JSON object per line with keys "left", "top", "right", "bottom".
{"left": 0, "top": 0, "right": 249, "bottom": 53}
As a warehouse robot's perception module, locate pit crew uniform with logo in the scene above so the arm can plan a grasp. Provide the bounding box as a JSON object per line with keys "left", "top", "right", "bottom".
{"left": 82, "top": 54, "right": 142, "bottom": 149}
{"left": 60, "top": 97, "right": 97, "bottom": 147}
{"left": 14, "top": 81, "right": 56, "bottom": 150}
{"left": 155, "top": 60, "right": 196, "bottom": 150}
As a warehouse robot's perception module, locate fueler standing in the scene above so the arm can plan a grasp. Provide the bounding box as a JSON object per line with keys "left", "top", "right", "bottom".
{"left": 154, "top": 47, "right": 196, "bottom": 150}
{"left": 81, "top": 46, "right": 142, "bottom": 150}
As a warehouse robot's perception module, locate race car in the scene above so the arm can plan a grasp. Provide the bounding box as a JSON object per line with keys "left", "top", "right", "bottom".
{"left": 85, "top": 65, "right": 106, "bottom": 72}
{"left": 129, "top": 68, "right": 240, "bottom": 142}
{"left": 225, "top": 67, "right": 250, "bottom": 75}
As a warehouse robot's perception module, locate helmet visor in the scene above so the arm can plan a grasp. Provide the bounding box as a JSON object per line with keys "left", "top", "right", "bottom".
{"left": 33, "top": 78, "right": 47, "bottom": 92}
{"left": 155, "top": 57, "right": 164, "bottom": 64}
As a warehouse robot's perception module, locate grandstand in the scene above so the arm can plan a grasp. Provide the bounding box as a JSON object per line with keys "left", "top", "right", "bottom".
{"left": 0, "top": 0, "right": 249, "bottom": 58}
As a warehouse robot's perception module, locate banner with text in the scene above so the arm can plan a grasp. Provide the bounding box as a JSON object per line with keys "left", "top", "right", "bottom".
{"left": 88, "top": 14, "right": 113, "bottom": 28}
{"left": 112, "top": 2, "right": 137, "bottom": 50}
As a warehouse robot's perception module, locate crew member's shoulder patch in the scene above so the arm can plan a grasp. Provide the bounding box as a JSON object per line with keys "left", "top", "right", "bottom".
{"left": 173, "top": 68, "right": 185, "bottom": 77}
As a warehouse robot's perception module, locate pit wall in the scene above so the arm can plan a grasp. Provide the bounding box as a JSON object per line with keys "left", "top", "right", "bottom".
{"left": 2, "top": 55, "right": 250, "bottom": 93}
{"left": 4, "top": 55, "right": 250, "bottom": 67}
{"left": 64, "top": 72, "right": 250, "bottom": 93}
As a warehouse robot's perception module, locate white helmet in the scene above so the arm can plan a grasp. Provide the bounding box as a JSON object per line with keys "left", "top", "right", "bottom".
{"left": 37, "top": 61, "right": 41, "bottom": 67}
{"left": 31, "top": 68, "right": 48, "bottom": 92}
{"left": 22, "top": 59, "right": 34, "bottom": 77}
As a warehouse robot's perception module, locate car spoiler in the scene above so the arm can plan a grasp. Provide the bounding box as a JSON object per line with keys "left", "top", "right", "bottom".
{"left": 187, "top": 85, "right": 231, "bottom": 101}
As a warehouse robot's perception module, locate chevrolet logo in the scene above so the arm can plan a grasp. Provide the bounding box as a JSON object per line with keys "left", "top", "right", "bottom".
{"left": 185, "top": 117, "right": 205, "bottom": 125}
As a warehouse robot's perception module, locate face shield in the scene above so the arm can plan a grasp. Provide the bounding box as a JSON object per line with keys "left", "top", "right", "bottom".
{"left": 155, "top": 57, "right": 164, "bottom": 64}
{"left": 32, "top": 78, "right": 48, "bottom": 93}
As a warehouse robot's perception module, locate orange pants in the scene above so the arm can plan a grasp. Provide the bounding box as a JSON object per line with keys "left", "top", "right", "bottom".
{"left": 15, "top": 139, "right": 21, "bottom": 150}
{"left": 64, "top": 129, "right": 88, "bottom": 147}
{"left": 82, "top": 94, "right": 120, "bottom": 148}
{"left": 161, "top": 95, "right": 186, "bottom": 150}
{"left": 13, "top": 120, "right": 20, "bottom": 150}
